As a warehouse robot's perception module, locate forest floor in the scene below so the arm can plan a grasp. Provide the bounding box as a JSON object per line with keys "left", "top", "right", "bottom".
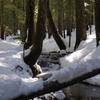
{"left": 0, "top": 26, "right": 100, "bottom": 100}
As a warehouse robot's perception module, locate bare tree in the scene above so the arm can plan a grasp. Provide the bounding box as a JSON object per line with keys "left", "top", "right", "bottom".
{"left": 24, "top": 0, "right": 46, "bottom": 76}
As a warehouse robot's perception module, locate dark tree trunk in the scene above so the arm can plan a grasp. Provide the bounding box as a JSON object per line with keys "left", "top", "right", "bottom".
{"left": 89, "top": 0, "right": 92, "bottom": 35}
{"left": 67, "top": 0, "right": 74, "bottom": 48}
{"left": 11, "top": 0, "right": 17, "bottom": 35}
{"left": 66, "top": 17, "right": 72, "bottom": 48}
{"left": 63, "top": 13, "right": 67, "bottom": 38}
{"left": 95, "top": 0, "right": 100, "bottom": 46}
{"left": 24, "top": 0, "right": 46, "bottom": 76}
{"left": 67, "top": 19, "right": 72, "bottom": 48}
{"left": 0, "top": 0, "right": 5, "bottom": 40}
{"left": 74, "top": 0, "right": 87, "bottom": 50}
{"left": 20, "top": 0, "right": 26, "bottom": 42}
{"left": 89, "top": 24, "right": 92, "bottom": 35}
{"left": 24, "top": 0, "right": 35, "bottom": 49}
{"left": 12, "top": 11, "right": 17, "bottom": 35}
{"left": 1, "top": 24, "right": 5, "bottom": 40}
{"left": 57, "top": 0, "right": 63, "bottom": 36}
{"left": 46, "top": 0, "right": 66, "bottom": 50}
{"left": 47, "top": 21, "right": 52, "bottom": 38}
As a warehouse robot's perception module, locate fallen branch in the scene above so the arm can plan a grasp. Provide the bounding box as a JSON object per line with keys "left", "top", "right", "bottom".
{"left": 13, "top": 68, "right": 100, "bottom": 100}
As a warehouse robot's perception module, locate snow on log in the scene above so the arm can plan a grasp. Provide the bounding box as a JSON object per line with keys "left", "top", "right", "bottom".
{"left": 13, "top": 65, "right": 100, "bottom": 100}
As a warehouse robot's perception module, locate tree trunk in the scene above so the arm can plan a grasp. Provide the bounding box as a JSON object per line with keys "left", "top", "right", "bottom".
{"left": 66, "top": 0, "right": 73, "bottom": 48}
{"left": 47, "top": 21, "right": 52, "bottom": 38}
{"left": 74, "top": 0, "right": 87, "bottom": 50}
{"left": 20, "top": 0, "right": 26, "bottom": 42}
{"left": 11, "top": 0, "right": 18, "bottom": 35}
{"left": 24, "top": 0, "right": 46, "bottom": 76}
{"left": 89, "top": 0, "right": 92, "bottom": 35}
{"left": 57, "top": 0, "right": 63, "bottom": 36}
{"left": 24, "top": 0, "right": 35, "bottom": 49}
{"left": 46, "top": 0, "right": 66, "bottom": 50}
{"left": 95, "top": 0, "right": 100, "bottom": 46}
{"left": 0, "top": 0, "right": 5, "bottom": 40}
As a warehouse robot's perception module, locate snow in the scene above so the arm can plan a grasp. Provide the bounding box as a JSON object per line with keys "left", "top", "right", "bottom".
{"left": 64, "top": 29, "right": 76, "bottom": 52}
{"left": 53, "top": 91, "right": 66, "bottom": 100}
{"left": 43, "top": 26, "right": 95, "bottom": 53}
{"left": 43, "top": 36, "right": 60, "bottom": 52}
{"left": 47, "top": 27, "right": 100, "bottom": 86}
{"left": 0, "top": 40, "right": 44, "bottom": 100}
{"left": 43, "top": 29, "right": 76, "bottom": 52}
{"left": 20, "top": 78, "right": 43, "bottom": 96}
{"left": 0, "top": 25, "right": 100, "bottom": 99}
{"left": 0, "top": 75, "right": 43, "bottom": 100}
{"left": 47, "top": 58, "right": 100, "bottom": 84}
{"left": 60, "top": 33, "right": 96, "bottom": 67}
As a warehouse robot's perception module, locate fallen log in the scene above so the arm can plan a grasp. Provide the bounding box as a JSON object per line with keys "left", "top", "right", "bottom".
{"left": 13, "top": 68, "right": 100, "bottom": 100}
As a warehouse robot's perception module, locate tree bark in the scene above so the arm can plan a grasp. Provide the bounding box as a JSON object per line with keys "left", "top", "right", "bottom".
{"left": 74, "top": 0, "right": 87, "bottom": 50}
{"left": 95, "top": 0, "right": 100, "bottom": 46}
{"left": 13, "top": 68, "right": 100, "bottom": 100}
{"left": 46, "top": 0, "right": 66, "bottom": 50}
{"left": 57, "top": 0, "right": 63, "bottom": 36}
{"left": 20, "top": 0, "right": 26, "bottom": 42}
{"left": 24, "top": 0, "right": 35, "bottom": 49}
{"left": 47, "top": 21, "right": 52, "bottom": 38}
{"left": 11, "top": 0, "right": 18, "bottom": 35}
{"left": 66, "top": 0, "right": 73, "bottom": 48}
{"left": 23, "top": 0, "right": 46, "bottom": 76}
{"left": 0, "top": 0, "right": 5, "bottom": 40}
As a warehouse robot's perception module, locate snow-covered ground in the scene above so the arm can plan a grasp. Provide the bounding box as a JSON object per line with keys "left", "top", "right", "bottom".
{"left": 0, "top": 25, "right": 100, "bottom": 99}
{"left": 43, "top": 25, "right": 95, "bottom": 52}
{"left": 0, "top": 40, "right": 44, "bottom": 100}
